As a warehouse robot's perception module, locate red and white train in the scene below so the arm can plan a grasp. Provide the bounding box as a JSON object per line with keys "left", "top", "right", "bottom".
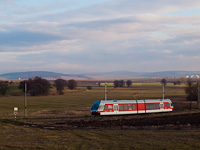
{"left": 91, "top": 99, "right": 173, "bottom": 115}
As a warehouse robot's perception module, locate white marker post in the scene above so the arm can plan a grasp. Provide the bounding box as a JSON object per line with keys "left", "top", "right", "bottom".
{"left": 14, "top": 107, "right": 18, "bottom": 121}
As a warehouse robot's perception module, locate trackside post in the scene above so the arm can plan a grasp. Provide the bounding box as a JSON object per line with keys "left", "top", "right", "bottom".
{"left": 14, "top": 107, "right": 18, "bottom": 121}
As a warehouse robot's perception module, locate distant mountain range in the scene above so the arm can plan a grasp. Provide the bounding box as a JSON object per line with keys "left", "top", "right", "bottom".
{"left": 0, "top": 71, "right": 91, "bottom": 80}
{"left": 87, "top": 71, "right": 200, "bottom": 78}
{"left": 0, "top": 71, "right": 200, "bottom": 80}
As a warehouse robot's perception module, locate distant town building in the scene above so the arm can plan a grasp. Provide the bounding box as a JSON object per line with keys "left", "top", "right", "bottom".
{"left": 186, "top": 75, "right": 199, "bottom": 79}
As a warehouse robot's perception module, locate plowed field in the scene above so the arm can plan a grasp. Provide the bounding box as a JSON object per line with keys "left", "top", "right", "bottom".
{"left": 26, "top": 112, "right": 200, "bottom": 130}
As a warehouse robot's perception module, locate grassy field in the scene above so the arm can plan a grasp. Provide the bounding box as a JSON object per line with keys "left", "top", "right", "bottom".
{"left": 0, "top": 83, "right": 199, "bottom": 150}
{"left": 0, "top": 84, "right": 187, "bottom": 116}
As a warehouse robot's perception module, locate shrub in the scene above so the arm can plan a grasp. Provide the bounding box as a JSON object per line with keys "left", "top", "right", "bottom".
{"left": 87, "top": 86, "right": 92, "bottom": 90}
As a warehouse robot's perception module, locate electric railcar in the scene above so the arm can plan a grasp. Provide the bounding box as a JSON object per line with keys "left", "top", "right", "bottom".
{"left": 91, "top": 99, "right": 173, "bottom": 115}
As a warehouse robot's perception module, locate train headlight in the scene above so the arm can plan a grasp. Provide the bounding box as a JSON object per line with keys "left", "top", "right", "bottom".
{"left": 99, "top": 105, "right": 103, "bottom": 110}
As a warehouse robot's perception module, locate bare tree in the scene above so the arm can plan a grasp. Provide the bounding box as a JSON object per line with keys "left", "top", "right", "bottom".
{"left": 114, "top": 80, "right": 120, "bottom": 88}
{"left": 185, "top": 79, "right": 198, "bottom": 101}
{"left": 0, "top": 81, "right": 8, "bottom": 96}
{"left": 67, "top": 79, "right": 77, "bottom": 90}
{"left": 54, "top": 79, "right": 67, "bottom": 95}
{"left": 126, "top": 80, "right": 132, "bottom": 87}
{"left": 160, "top": 78, "right": 167, "bottom": 86}
{"left": 19, "top": 76, "right": 50, "bottom": 96}
{"left": 119, "top": 80, "right": 125, "bottom": 87}
{"left": 185, "top": 79, "right": 198, "bottom": 109}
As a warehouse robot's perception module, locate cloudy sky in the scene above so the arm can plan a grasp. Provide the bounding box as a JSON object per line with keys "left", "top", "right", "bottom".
{"left": 0, "top": 0, "right": 200, "bottom": 74}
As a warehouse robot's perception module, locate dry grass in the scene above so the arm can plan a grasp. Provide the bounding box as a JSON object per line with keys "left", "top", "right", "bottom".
{"left": 0, "top": 84, "right": 199, "bottom": 149}
{"left": 0, "top": 121, "right": 199, "bottom": 150}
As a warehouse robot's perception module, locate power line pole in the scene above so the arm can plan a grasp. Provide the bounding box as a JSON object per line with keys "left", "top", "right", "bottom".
{"left": 24, "top": 81, "right": 27, "bottom": 119}
{"left": 162, "top": 82, "right": 165, "bottom": 100}
{"left": 105, "top": 81, "right": 107, "bottom": 100}
{"left": 197, "top": 82, "right": 200, "bottom": 109}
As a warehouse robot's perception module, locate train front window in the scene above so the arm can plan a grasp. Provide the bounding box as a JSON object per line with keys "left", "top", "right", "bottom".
{"left": 91, "top": 104, "right": 99, "bottom": 110}
{"left": 99, "top": 105, "right": 103, "bottom": 109}
{"left": 164, "top": 103, "right": 170, "bottom": 107}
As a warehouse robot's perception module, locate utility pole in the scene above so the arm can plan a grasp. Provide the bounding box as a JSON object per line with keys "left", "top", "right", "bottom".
{"left": 197, "top": 82, "right": 200, "bottom": 109}
{"left": 162, "top": 82, "right": 165, "bottom": 100}
{"left": 105, "top": 81, "right": 107, "bottom": 100}
{"left": 24, "top": 81, "right": 27, "bottom": 119}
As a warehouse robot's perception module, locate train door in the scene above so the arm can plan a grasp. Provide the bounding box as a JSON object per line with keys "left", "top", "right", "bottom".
{"left": 114, "top": 104, "right": 118, "bottom": 114}
{"left": 160, "top": 102, "right": 164, "bottom": 111}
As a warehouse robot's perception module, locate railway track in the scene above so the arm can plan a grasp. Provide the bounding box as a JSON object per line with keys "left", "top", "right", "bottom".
{"left": 25, "top": 112, "right": 200, "bottom": 130}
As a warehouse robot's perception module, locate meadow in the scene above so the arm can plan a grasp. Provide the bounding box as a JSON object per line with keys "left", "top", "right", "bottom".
{"left": 0, "top": 82, "right": 199, "bottom": 150}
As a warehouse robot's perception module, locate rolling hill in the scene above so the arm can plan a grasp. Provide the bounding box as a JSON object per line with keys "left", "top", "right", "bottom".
{"left": 0, "top": 71, "right": 91, "bottom": 80}
{"left": 0, "top": 71, "right": 200, "bottom": 80}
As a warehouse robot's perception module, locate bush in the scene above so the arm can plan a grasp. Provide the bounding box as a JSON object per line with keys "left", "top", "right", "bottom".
{"left": 87, "top": 86, "right": 92, "bottom": 90}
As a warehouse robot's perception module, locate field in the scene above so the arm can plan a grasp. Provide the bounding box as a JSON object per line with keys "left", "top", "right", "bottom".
{"left": 0, "top": 83, "right": 200, "bottom": 150}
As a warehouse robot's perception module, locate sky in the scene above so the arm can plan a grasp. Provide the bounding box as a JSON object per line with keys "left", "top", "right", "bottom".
{"left": 0, "top": 0, "right": 200, "bottom": 74}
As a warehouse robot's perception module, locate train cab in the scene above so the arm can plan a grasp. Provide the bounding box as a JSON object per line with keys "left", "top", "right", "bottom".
{"left": 91, "top": 100, "right": 101, "bottom": 115}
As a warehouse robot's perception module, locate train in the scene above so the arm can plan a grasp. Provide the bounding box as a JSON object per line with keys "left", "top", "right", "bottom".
{"left": 91, "top": 99, "right": 173, "bottom": 115}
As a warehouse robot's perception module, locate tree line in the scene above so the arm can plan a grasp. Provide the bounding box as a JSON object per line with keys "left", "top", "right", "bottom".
{"left": 113, "top": 80, "right": 132, "bottom": 87}
{"left": 18, "top": 77, "right": 77, "bottom": 96}
{"left": 0, "top": 77, "right": 199, "bottom": 103}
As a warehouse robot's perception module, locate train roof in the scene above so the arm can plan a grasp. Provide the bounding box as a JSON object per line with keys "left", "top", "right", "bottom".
{"left": 97, "top": 99, "right": 172, "bottom": 104}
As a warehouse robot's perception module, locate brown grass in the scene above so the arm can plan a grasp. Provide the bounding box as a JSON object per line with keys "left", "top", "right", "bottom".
{"left": 0, "top": 84, "right": 199, "bottom": 149}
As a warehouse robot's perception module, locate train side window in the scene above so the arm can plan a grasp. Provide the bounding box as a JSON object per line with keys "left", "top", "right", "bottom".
{"left": 104, "top": 105, "right": 108, "bottom": 109}
{"left": 157, "top": 104, "right": 159, "bottom": 109}
{"left": 124, "top": 105, "right": 128, "bottom": 110}
{"left": 146, "top": 104, "right": 159, "bottom": 109}
{"left": 164, "top": 103, "right": 170, "bottom": 107}
{"left": 108, "top": 105, "right": 113, "bottom": 109}
{"left": 133, "top": 104, "right": 136, "bottom": 110}
{"left": 146, "top": 104, "right": 149, "bottom": 109}
{"left": 128, "top": 105, "right": 133, "bottom": 110}
{"left": 119, "top": 105, "right": 124, "bottom": 111}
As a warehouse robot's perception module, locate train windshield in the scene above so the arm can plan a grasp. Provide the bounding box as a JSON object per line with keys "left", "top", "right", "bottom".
{"left": 91, "top": 100, "right": 100, "bottom": 111}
